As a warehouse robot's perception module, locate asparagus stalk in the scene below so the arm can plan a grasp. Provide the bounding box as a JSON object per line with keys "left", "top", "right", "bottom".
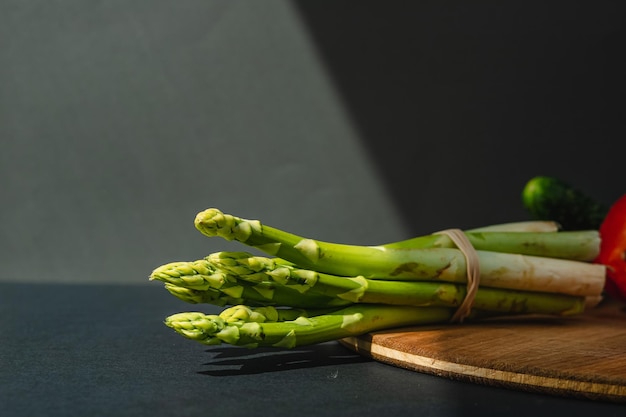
{"left": 164, "top": 304, "right": 456, "bottom": 348}
{"left": 150, "top": 259, "right": 351, "bottom": 309}
{"left": 468, "top": 221, "right": 560, "bottom": 233}
{"left": 218, "top": 304, "right": 341, "bottom": 323}
{"left": 153, "top": 209, "right": 609, "bottom": 351}
{"left": 195, "top": 208, "right": 599, "bottom": 261}
{"left": 206, "top": 251, "right": 586, "bottom": 316}
{"left": 194, "top": 209, "right": 605, "bottom": 297}
{"left": 383, "top": 229, "right": 600, "bottom": 260}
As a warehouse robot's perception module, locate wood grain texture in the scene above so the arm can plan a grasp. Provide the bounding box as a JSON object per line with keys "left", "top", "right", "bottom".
{"left": 340, "top": 300, "right": 626, "bottom": 402}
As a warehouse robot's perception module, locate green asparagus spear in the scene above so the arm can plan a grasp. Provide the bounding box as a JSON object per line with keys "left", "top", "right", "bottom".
{"left": 193, "top": 209, "right": 605, "bottom": 297}
{"left": 195, "top": 208, "right": 599, "bottom": 261}
{"left": 151, "top": 258, "right": 351, "bottom": 309}
{"left": 206, "top": 251, "right": 586, "bottom": 316}
{"left": 164, "top": 304, "right": 456, "bottom": 348}
{"left": 218, "top": 304, "right": 340, "bottom": 323}
{"left": 383, "top": 229, "right": 599, "bottom": 261}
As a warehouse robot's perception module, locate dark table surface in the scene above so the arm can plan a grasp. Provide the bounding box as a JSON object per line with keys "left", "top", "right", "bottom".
{"left": 2, "top": 282, "right": 624, "bottom": 417}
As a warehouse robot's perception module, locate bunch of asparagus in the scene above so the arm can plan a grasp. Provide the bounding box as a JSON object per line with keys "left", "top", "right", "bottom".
{"left": 150, "top": 208, "right": 607, "bottom": 349}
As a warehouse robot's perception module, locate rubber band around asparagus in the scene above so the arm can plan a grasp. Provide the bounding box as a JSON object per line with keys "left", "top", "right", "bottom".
{"left": 435, "top": 229, "right": 479, "bottom": 322}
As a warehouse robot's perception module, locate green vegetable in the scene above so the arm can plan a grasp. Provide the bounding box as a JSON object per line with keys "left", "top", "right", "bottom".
{"left": 164, "top": 304, "right": 458, "bottom": 348}
{"left": 151, "top": 251, "right": 586, "bottom": 316}
{"left": 192, "top": 208, "right": 604, "bottom": 296}
{"left": 522, "top": 176, "right": 608, "bottom": 230}
{"left": 151, "top": 259, "right": 350, "bottom": 309}
{"left": 151, "top": 207, "right": 607, "bottom": 349}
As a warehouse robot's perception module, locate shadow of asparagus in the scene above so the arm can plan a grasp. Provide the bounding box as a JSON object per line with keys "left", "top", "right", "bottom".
{"left": 197, "top": 341, "right": 371, "bottom": 376}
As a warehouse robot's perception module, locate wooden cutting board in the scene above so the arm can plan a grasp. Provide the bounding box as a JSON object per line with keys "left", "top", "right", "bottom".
{"left": 340, "top": 299, "right": 626, "bottom": 403}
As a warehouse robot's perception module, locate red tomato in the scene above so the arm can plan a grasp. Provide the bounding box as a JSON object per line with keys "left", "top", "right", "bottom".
{"left": 595, "top": 194, "right": 626, "bottom": 301}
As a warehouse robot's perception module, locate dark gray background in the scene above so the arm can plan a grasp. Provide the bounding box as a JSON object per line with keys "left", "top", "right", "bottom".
{"left": 2, "top": 0, "right": 625, "bottom": 286}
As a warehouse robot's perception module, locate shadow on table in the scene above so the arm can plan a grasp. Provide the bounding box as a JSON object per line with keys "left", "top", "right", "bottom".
{"left": 197, "top": 342, "right": 370, "bottom": 376}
